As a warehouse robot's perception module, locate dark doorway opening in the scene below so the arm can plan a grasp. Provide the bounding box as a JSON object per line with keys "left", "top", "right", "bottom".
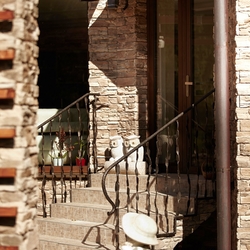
{"left": 38, "top": 0, "right": 89, "bottom": 108}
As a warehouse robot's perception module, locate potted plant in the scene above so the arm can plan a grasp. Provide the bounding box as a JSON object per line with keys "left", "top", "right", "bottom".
{"left": 50, "top": 128, "right": 74, "bottom": 166}
{"left": 75, "top": 136, "right": 87, "bottom": 166}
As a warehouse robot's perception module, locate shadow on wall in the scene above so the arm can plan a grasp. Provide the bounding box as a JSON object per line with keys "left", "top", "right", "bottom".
{"left": 88, "top": 0, "right": 148, "bottom": 140}
{"left": 174, "top": 210, "right": 217, "bottom": 250}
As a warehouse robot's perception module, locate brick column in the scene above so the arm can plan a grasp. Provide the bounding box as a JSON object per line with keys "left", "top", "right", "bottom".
{"left": 0, "top": 0, "right": 39, "bottom": 249}
{"left": 88, "top": 0, "right": 147, "bottom": 168}
{"left": 234, "top": 0, "right": 250, "bottom": 249}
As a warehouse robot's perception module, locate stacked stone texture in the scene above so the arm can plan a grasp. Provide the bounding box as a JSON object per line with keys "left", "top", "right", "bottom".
{"left": 88, "top": 0, "right": 147, "bottom": 168}
{"left": 0, "top": 0, "right": 39, "bottom": 249}
{"left": 235, "top": 0, "right": 250, "bottom": 249}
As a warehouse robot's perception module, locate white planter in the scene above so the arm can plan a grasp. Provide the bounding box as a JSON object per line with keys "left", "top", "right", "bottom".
{"left": 53, "top": 158, "right": 64, "bottom": 166}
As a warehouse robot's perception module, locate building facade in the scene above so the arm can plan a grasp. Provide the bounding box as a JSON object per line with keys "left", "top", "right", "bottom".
{"left": 0, "top": 0, "right": 250, "bottom": 249}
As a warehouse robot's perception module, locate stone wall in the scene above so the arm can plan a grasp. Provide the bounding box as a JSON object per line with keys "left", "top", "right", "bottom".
{"left": 229, "top": 0, "right": 237, "bottom": 249}
{"left": 88, "top": 0, "right": 147, "bottom": 169}
{"left": 235, "top": 0, "right": 250, "bottom": 249}
{"left": 0, "top": 0, "right": 39, "bottom": 249}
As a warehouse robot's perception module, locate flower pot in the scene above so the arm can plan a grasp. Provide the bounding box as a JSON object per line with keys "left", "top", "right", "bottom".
{"left": 53, "top": 158, "right": 64, "bottom": 166}
{"left": 76, "top": 158, "right": 86, "bottom": 166}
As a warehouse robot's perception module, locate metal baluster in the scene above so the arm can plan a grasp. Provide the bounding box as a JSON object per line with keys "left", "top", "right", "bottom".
{"left": 67, "top": 108, "right": 73, "bottom": 202}
{"left": 92, "top": 96, "right": 98, "bottom": 173}
{"left": 125, "top": 157, "right": 131, "bottom": 212}
{"left": 194, "top": 104, "right": 201, "bottom": 203}
{"left": 84, "top": 96, "right": 92, "bottom": 177}
{"left": 176, "top": 121, "right": 181, "bottom": 215}
{"left": 154, "top": 135, "right": 160, "bottom": 233}
{"left": 185, "top": 113, "right": 192, "bottom": 215}
{"left": 86, "top": 96, "right": 92, "bottom": 173}
{"left": 135, "top": 149, "right": 139, "bottom": 213}
{"left": 50, "top": 120, "right": 57, "bottom": 205}
{"left": 145, "top": 142, "right": 152, "bottom": 216}
{"left": 204, "top": 98, "right": 214, "bottom": 197}
{"left": 76, "top": 102, "right": 82, "bottom": 186}
{"left": 41, "top": 126, "right": 47, "bottom": 218}
{"left": 58, "top": 114, "right": 65, "bottom": 203}
{"left": 114, "top": 164, "right": 120, "bottom": 250}
{"left": 40, "top": 126, "right": 45, "bottom": 174}
{"left": 164, "top": 127, "right": 171, "bottom": 234}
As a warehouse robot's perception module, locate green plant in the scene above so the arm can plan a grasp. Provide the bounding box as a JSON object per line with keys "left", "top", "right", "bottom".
{"left": 75, "top": 136, "right": 87, "bottom": 159}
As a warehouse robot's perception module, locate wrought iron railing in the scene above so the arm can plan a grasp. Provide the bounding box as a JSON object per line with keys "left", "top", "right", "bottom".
{"left": 37, "top": 93, "right": 99, "bottom": 217}
{"left": 102, "top": 89, "right": 215, "bottom": 249}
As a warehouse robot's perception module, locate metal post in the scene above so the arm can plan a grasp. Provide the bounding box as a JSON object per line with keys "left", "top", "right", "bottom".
{"left": 214, "top": 0, "right": 231, "bottom": 249}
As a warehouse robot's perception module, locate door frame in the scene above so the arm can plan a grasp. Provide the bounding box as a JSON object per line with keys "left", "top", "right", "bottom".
{"left": 178, "top": 0, "right": 193, "bottom": 172}
{"left": 147, "top": 0, "right": 157, "bottom": 166}
{"left": 147, "top": 0, "right": 194, "bottom": 172}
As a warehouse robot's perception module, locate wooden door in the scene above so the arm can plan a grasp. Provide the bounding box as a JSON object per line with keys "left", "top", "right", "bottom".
{"left": 148, "top": 0, "right": 214, "bottom": 173}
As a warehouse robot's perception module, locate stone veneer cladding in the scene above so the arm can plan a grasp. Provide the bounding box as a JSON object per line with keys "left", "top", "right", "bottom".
{"left": 88, "top": 0, "right": 147, "bottom": 168}
{"left": 229, "top": 0, "right": 238, "bottom": 247}
{"left": 0, "top": 0, "right": 249, "bottom": 249}
{"left": 0, "top": 0, "right": 39, "bottom": 249}
{"left": 235, "top": 0, "right": 250, "bottom": 249}
{"left": 87, "top": 0, "right": 250, "bottom": 249}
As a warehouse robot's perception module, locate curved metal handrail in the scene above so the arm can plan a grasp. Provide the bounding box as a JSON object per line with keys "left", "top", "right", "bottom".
{"left": 38, "top": 92, "right": 100, "bottom": 217}
{"left": 101, "top": 88, "right": 215, "bottom": 215}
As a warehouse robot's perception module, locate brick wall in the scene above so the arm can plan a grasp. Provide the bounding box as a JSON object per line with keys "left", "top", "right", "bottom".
{"left": 235, "top": 0, "right": 250, "bottom": 249}
{"left": 228, "top": 0, "right": 238, "bottom": 248}
{"left": 88, "top": 0, "right": 147, "bottom": 169}
{"left": 0, "top": 0, "right": 39, "bottom": 249}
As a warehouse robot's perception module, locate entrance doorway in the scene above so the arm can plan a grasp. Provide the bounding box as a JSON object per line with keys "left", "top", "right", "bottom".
{"left": 38, "top": 0, "right": 89, "bottom": 108}
{"left": 148, "top": 0, "right": 214, "bottom": 173}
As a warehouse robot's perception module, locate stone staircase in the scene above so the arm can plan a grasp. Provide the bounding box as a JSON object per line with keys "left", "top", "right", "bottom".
{"left": 37, "top": 173, "right": 215, "bottom": 249}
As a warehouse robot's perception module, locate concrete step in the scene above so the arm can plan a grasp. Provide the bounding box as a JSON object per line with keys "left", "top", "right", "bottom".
{"left": 37, "top": 217, "right": 125, "bottom": 245}
{"left": 90, "top": 173, "right": 214, "bottom": 198}
{"left": 71, "top": 187, "right": 195, "bottom": 215}
{"left": 50, "top": 202, "right": 118, "bottom": 223}
{"left": 39, "top": 234, "right": 117, "bottom": 250}
{"left": 90, "top": 173, "right": 157, "bottom": 191}
{"left": 50, "top": 202, "right": 176, "bottom": 235}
